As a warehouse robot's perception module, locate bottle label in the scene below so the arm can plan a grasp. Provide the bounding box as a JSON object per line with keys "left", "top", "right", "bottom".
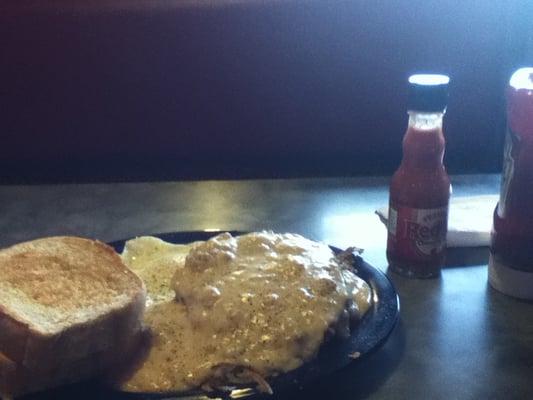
{"left": 499, "top": 127, "right": 520, "bottom": 217}
{"left": 388, "top": 204, "right": 448, "bottom": 258}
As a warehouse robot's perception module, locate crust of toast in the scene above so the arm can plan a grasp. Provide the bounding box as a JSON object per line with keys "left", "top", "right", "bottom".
{"left": 0, "top": 329, "right": 146, "bottom": 398}
{"left": 0, "top": 236, "right": 146, "bottom": 397}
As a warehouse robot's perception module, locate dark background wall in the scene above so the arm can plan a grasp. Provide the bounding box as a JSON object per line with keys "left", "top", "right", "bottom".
{"left": 1, "top": 0, "right": 531, "bottom": 183}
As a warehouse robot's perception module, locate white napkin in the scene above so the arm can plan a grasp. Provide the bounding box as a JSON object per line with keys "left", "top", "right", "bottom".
{"left": 376, "top": 195, "right": 498, "bottom": 247}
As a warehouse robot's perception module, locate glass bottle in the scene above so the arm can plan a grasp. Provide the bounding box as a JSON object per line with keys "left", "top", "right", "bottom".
{"left": 387, "top": 74, "right": 451, "bottom": 278}
{"left": 489, "top": 67, "right": 533, "bottom": 299}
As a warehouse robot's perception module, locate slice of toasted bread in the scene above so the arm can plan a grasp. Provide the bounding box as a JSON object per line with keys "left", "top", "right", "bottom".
{"left": 0, "top": 236, "right": 146, "bottom": 397}
{"left": 0, "top": 332, "right": 147, "bottom": 399}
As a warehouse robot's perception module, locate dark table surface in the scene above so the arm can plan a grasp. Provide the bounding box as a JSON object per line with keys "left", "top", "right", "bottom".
{"left": 1, "top": 173, "right": 531, "bottom": 400}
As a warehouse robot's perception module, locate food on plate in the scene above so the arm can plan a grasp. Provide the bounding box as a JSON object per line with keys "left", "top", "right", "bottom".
{"left": 0, "top": 232, "right": 372, "bottom": 398}
{"left": 121, "top": 236, "right": 194, "bottom": 307}
{"left": 0, "top": 236, "right": 146, "bottom": 399}
{"left": 119, "top": 231, "right": 372, "bottom": 394}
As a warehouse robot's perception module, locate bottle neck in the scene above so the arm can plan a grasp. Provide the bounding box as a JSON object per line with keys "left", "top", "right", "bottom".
{"left": 402, "top": 111, "right": 446, "bottom": 169}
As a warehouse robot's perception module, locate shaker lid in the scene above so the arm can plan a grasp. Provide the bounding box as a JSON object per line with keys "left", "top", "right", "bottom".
{"left": 407, "top": 74, "right": 450, "bottom": 112}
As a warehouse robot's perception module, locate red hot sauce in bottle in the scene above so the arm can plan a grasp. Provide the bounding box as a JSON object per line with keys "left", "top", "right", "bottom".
{"left": 387, "top": 74, "right": 451, "bottom": 278}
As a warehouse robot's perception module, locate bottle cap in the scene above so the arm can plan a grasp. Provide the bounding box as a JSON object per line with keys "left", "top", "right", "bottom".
{"left": 407, "top": 74, "right": 450, "bottom": 112}
{"left": 507, "top": 68, "right": 533, "bottom": 136}
{"left": 509, "top": 67, "right": 533, "bottom": 90}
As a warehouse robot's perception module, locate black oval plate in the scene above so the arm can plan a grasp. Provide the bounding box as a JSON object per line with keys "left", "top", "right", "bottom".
{"left": 106, "top": 230, "right": 400, "bottom": 400}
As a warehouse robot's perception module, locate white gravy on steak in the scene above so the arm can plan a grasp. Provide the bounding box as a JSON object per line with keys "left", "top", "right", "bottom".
{"left": 121, "top": 232, "right": 371, "bottom": 393}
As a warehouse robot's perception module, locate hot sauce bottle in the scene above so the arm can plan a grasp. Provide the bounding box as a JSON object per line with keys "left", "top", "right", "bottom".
{"left": 489, "top": 68, "right": 533, "bottom": 299}
{"left": 386, "top": 74, "right": 451, "bottom": 278}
